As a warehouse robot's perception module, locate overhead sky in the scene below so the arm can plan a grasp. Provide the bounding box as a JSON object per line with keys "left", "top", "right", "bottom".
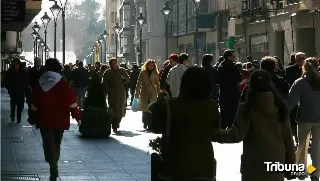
{"left": 33, "top": 0, "right": 106, "bottom": 23}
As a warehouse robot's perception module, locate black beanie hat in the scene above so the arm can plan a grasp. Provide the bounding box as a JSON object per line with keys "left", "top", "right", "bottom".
{"left": 45, "top": 58, "right": 62, "bottom": 73}
{"left": 249, "top": 69, "right": 272, "bottom": 93}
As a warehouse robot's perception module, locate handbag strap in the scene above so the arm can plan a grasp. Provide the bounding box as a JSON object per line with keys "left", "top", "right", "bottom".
{"left": 145, "top": 71, "right": 157, "bottom": 92}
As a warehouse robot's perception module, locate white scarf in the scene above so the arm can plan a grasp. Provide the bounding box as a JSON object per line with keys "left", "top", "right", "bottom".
{"left": 39, "top": 71, "right": 62, "bottom": 92}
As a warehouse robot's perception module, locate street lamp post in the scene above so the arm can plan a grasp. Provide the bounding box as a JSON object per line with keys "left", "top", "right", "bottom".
{"left": 50, "top": 1, "right": 62, "bottom": 59}
{"left": 113, "top": 23, "right": 121, "bottom": 59}
{"left": 161, "top": 2, "right": 172, "bottom": 59}
{"left": 41, "top": 12, "right": 51, "bottom": 63}
{"left": 102, "top": 30, "right": 108, "bottom": 63}
{"left": 40, "top": 40, "right": 45, "bottom": 63}
{"left": 58, "top": 0, "right": 68, "bottom": 65}
{"left": 99, "top": 37, "right": 103, "bottom": 62}
{"left": 136, "top": 13, "right": 145, "bottom": 64}
{"left": 31, "top": 30, "right": 38, "bottom": 58}
{"left": 36, "top": 36, "right": 41, "bottom": 57}
{"left": 32, "top": 22, "right": 41, "bottom": 57}
{"left": 193, "top": 0, "right": 201, "bottom": 65}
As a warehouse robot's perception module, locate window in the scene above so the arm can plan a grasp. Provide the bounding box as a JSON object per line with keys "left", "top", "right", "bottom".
{"left": 178, "top": 0, "right": 186, "bottom": 32}
{"left": 250, "top": 0, "right": 263, "bottom": 9}
{"left": 111, "top": 34, "right": 115, "bottom": 45}
{"left": 206, "top": 43, "right": 216, "bottom": 54}
{"left": 179, "top": 44, "right": 185, "bottom": 53}
{"left": 111, "top": 12, "right": 117, "bottom": 23}
{"left": 124, "top": 9, "right": 130, "bottom": 21}
{"left": 250, "top": 34, "right": 268, "bottom": 59}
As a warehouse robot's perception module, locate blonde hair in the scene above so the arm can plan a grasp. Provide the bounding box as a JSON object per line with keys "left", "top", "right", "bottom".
{"left": 109, "top": 57, "right": 117, "bottom": 64}
{"left": 163, "top": 60, "right": 170, "bottom": 68}
{"left": 302, "top": 57, "right": 320, "bottom": 90}
{"left": 142, "top": 59, "right": 159, "bottom": 74}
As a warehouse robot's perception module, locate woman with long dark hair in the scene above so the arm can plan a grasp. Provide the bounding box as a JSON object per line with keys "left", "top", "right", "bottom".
{"left": 151, "top": 67, "right": 220, "bottom": 180}
{"left": 213, "top": 69, "right": 295, "bottom": 181}
{"left": 288, "top": 57, "right": 320, "bottom": 181}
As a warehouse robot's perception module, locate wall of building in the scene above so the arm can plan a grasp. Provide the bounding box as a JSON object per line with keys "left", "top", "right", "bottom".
{"left": 105, "top": 0, "right": 118, "bottom": 56}
{"left": 146, "top": 0, "right": 166, "bottom": 64}
{"left": 244, "top": 11, "right": 320, "bottom": 65}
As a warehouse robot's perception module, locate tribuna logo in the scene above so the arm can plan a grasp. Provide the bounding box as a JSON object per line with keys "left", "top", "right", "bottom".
{"left": 264, "top": 162, "right": 305, "bottom": 176}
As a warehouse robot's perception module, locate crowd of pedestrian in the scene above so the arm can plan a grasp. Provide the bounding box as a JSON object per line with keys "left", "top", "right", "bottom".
{"left": 2, "top": 50, "right": 320, "bottom": 181}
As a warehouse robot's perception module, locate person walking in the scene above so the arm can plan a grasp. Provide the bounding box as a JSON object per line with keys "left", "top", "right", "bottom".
{"left": 213, "top": 69, "right": 295, "bottom": 181}
{"left": 217, "top": 50, "right": 242, "bottom": 129}
{"left": 3, "top": 58, "right": 29, "bottom": 123}
{"left": 102, "top": 58, "right": 129, "bottom": 132}
{"left": 287, "top": 57, "right": 320, "bottom": 181}
{"left": 30, "top": 58, "right": 81, "bottom": 180}
{"left": 72, "top": 61, "right": 90, "bottom": 109}
{"left": 135, "top": 59, "right": 160, "bottom": 130}
{"left": 129, "top": 63, "right": 140, "bottom": 106}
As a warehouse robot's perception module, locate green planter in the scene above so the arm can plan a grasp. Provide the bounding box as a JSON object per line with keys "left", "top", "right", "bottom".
{"left": 79, "top": 106, "right": 113, "bottom": 138}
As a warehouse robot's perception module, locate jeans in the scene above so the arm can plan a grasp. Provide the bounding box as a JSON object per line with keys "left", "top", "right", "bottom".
{"left": 75, "top": 87, "right": 87, "bottom": 108}
{"left": 10, "top": 96, "right": 24, "bottom": 120}
{"left": 40, "top": 128, "right": 64, "bottom": 163}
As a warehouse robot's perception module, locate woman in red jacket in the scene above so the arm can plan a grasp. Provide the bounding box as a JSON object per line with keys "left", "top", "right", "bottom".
{"left": 30, "top": 58, "right": 81, "bottom": 180}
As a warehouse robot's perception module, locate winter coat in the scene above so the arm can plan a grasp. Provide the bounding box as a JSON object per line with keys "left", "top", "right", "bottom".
{"left": 213, "top": 92, "right": 295, "bottom": 181}
{"left": 4, "top": 67, "right": 29, "bottom": 99}
{"left": 160, "top": 98, "right": 220, "bottom": 180}
{"left": 102, "top": 67, "right": 129, "bottom": 118}
{"left": 135, "top": 70, "right": 160, "bottom": 112}
{"left": 72, "top": 67, "right": 90, "bottom": 88}
{"left": 31, "top": 71, "right": 81, "bottom": 130}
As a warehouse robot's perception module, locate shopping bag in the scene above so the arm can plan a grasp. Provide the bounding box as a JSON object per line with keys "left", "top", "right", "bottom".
{"left": 131, "top": 98, "right": 139, "bottom": 112}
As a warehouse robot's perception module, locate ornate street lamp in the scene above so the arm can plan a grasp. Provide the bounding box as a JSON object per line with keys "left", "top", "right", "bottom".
{"left": 32, "top": 22, "right": 41, "bottom": 33}
{"left": 57, "top": 0, "right": 69, "bottom": 65}
{"left": 50, "top": 1, "right": 61, "bottom": 58}
{"left": 99, "top": 37, "right": 103, "bottom": 62}
{"left": 113, "top": 23, "right": 121, "bottom": 59}
{"left": 136, "top": 13, "right": 145, "bottom": 64}
{"left": 161, "top": 1, "right": 172, "bottom": 59}
{"left": 102, "top": 30, "right": 108, "bottom": 63}
{"left": 41, "top": 12, "right": 51, "bottom": 63}
{"left": 31, "top": 30, "right": 39, "bottom": 58}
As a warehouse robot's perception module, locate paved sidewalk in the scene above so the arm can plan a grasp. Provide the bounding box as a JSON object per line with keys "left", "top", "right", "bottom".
{"left": 1, "top": 89, "right": 152, "bottom": 181}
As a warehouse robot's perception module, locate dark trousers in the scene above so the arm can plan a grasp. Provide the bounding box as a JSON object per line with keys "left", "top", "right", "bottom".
{"left": 40, "top": 129, "right": 64, "bottom": 163}
{"left": 290, "top": 106, "right": 298, "bottom": 144}
{"left": 142, "top": 112, "right": 152, "bottom": 129}
{"left": 10, "top": 97, "right": 24, "bottom": 120}
{"left": 219, "top": 95, "right": 240, "bottom": 129}
{"left": 112, "top": 118, "right": 121, "bottom": 130}
{"left": 130, "top": 90, "right": 135, "bottom": 105}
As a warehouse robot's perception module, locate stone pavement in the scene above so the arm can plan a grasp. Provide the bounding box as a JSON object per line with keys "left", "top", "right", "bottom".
{"left": 1, "top": 88, "right": 312, "bottom": 181}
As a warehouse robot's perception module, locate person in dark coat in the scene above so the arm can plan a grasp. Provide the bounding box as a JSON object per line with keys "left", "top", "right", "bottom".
{"left": 159, "top": 54, "right": 179, "bottom": 98}
{"left": 241, "top": 56, "right": 290, "bottom": 102}
{"left": 129, "top": 63, "right": 140, "bottom": 105}
{"left": 72, "top": 61, "right": 90, "bottom": 109}
{"left": 4, "top": 58, "right": 29, "bottom": 123}
{"left": 274, "top": 56, "right": 286, "bottom": 78}
{"left": 217, "top": 50, "right": 242, "bottom": 129}
{"left": 285, "top": 52, "right": 305, "bottom": 148}
{"left": 287, "top": 53, "right": 296, "bottom": 66}
{"left": 202, "top": 54, "right": 218, "bottom": 100}
{"left": 27, "top": 57, "right": 45, "bottom": 107}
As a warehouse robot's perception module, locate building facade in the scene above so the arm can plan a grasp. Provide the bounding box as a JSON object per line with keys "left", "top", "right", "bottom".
{"left": 228, "top": 0, "right": 320, "bottom": 64}
{"left": 167, "top": 0, "right": 229, "bottom": 65}
{"left": 105, "top": 0, "right": 118, "bottom": 59}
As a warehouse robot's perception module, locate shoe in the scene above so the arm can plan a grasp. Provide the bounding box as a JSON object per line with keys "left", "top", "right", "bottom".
{"left": 49, "top": 161, "right": 59, "bottom": 180}
{"left": 143, "top": 124, "right": 147, "bottom": 129}
{"left": 11, "top": 117, "right": 14, "bottom": 122}
{"left": 112, "top": 128, "right": 118, "bottom": 133}
{"left": 311, "top": 176, "right": 319, "bottom": 181}
{"left": 17, "top": 118, "right": 21, "bottom": 124}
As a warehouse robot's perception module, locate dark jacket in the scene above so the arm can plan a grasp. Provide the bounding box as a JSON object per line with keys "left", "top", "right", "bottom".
{"left": 217, "top": 59, "right": 242, "bottom": 99}
{"left": 130, "top": 68, "right": 140, "bottom": 91}
{"left": 203, "top": 65, "right": 218, "bottom": 100}
{"left": 160, "top": 64, "right": 172, "bottom": 97}
{"left": 285, "top": 64, "right": 302, "bottom": 86}
{"left": 4, "top": 67, "right": 29, "bottom": 98}
{"left": 72, "top": 67, "right": 90, "bottom": 88}
{"left": 28, "top": 66, "right": 45, "bottom": 89}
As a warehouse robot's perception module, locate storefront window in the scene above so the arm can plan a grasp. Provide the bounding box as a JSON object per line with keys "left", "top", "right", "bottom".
{"left": 250, "top": 34, "right": 268, "bottom": 60}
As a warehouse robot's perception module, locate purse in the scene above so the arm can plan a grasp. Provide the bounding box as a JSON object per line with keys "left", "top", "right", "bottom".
{"left": 145, "top": 72, "right": 157, "bottom": 94}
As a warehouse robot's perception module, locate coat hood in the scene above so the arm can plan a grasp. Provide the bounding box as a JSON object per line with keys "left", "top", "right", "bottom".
{"left": 254, "top": 92, "right": 279, "bottom": 117}
{"left": 39, "top": 71, "right": 62, "bottom": 92}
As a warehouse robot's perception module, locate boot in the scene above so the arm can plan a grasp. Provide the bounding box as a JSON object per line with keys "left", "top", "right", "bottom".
{"left": 10, "top": 117, "right": 15, "bottom": 122}
{"left": 49, "top": 161, "right": 59, "bottom": 180}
